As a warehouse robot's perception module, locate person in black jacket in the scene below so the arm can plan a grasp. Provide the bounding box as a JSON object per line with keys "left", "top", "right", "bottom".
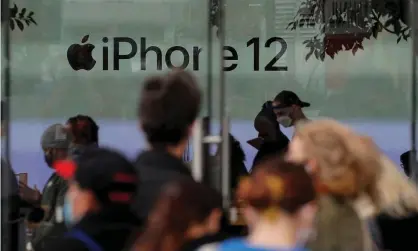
{"left": 251, "top": 101, "right": 289, "bottom": 167}
{"left": 43, "top": 147, "right": 141, "bottom": 251}
{"left": 376, "top": 150, "right": 418, "bottom": 251}
{"left": 133, "top": 70, "right": 202, "bottom": 225}
{"left": 200, "top": 116, "right": 248, "bottom": 193}
{"left": 214, "top": 133, "right": 248, "bottom": 192}
{"left": 1, "top": 100, "right": 20, "bottom": 251}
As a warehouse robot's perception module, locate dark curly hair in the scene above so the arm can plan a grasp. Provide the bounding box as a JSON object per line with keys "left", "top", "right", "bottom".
{"left": 66, "top": 115, "right": 99, "bottom": 145}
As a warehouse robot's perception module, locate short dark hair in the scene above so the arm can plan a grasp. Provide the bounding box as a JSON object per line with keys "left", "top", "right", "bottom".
{"left": 138, "top": 70, "right": 201, "bottom": 146}
{"left": 66, "top": 115, "right": 99, "bottom": 145}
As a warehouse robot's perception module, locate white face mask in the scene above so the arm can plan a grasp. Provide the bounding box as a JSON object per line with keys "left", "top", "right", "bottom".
{"left": 277, "top": 116, "right": 292, "bottom": 128}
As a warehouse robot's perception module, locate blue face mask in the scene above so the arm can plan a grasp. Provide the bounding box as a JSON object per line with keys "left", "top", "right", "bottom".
{"left": 63, "top": 195, "right": 74, "bottom": 227}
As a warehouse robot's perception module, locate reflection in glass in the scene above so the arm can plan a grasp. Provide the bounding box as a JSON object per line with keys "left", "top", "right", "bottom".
{"left": 5, "top": 0, "right": 417, "bottom": 183}
{"left": 8, "top": 0, "right": 212, "bottom": 188}
{"left": 222, "top": 0, "right": 413, "bottom": 166}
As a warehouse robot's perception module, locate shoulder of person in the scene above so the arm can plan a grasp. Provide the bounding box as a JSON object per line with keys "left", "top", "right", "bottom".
{"left": 216, "top": 238, "right": 248, "bottom": 251}
{"left": 41, "top": 236, "right": 89, "bottom": 251}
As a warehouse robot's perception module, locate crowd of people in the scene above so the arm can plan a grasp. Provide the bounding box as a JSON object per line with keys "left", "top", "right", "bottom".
{"left": 1, "top": 70, "right": 418, "bottom": 251}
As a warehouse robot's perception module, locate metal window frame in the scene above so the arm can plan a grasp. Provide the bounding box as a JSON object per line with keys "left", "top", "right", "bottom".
{"left": 2, "top": 0, "right": 13, "bottom": 250}
{"left": 410, "top": 0, "right": 417, "bottom": 180}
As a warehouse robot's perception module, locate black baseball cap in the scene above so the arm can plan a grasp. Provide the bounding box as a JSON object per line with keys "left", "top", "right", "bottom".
{"left": 54, "top": 147, "right": 138, "bottom": 206}
{"left": 273, "top": 91, "right": 310, "bottom": 109}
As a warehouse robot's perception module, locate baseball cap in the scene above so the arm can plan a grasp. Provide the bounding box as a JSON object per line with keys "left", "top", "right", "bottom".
{"left": 41, "top": 124, "right": 72, "bottom": 149}
{"left": 273, "top": 91, "right": 310, "bottom": 109}
{"left": 54, "top": 147, "right": 138, "bottom": 206}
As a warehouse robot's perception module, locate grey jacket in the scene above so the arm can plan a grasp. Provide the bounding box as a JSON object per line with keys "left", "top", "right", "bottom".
{"left": 308, "top": 195, "right": 378, "bottom": 251}
{"left": 31, "top": 173, "right": 68, "bottom": 251}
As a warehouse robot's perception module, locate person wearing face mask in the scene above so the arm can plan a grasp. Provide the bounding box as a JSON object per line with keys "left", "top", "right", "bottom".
{"left": 250, "top": 101, "right": 290, "bottom": 168}
{"left": 43, "top": 147, "right": 140, "bottom": 251}
{"left": 1, "top": 100, "right": 21, "bottom": 251}
{"left": 22, "top": 124, "right": 72, "bottom": 250}
{"left": 272, "top": 90, "right": 311, "bottom": 129}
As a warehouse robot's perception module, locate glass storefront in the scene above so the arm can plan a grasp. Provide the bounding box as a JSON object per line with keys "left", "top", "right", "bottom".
{"left": 2, "top": 0, "right": 418, "bottom": 249}
{"left": 2, "top": 0, "right": 417, "bottom": 208}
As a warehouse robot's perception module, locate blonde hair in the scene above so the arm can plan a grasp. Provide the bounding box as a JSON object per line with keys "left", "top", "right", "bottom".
{"left": 376, "top": 154, "right": 418, "bottom": 216}
{"left": 295, "top": 119, "right": 418, "bottom": 217}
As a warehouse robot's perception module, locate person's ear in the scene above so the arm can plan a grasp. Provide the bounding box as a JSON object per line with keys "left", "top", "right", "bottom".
{"left": 242, "top": 206, "right": 258, "bottom": 230}
{"left": 291, "top": 104, "right": 300, "bottom": 111}
{"left": 84, "top": 190, "right": 99, "bottom": 208}
{"left": 305, "top": 159, "right": 318, "bottom": 174}
{"left": 49, "top": 148, "right": 57, "bottom": 157}
{"left": 206, "top": 209, "right": 222, "bottom": 233}
{"left": 296, "top": 202, "right": 317, "bottom": 226}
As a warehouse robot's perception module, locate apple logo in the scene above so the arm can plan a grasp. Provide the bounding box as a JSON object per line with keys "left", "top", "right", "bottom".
{"left": 67, "top": 35, "right": 96, "bottom": 71}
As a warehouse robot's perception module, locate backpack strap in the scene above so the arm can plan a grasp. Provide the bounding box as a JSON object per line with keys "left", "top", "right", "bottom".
{"left": 65, "top": 229, "right": 103, "bottom": 251}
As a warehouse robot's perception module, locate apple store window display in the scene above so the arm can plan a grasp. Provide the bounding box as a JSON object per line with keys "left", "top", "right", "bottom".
{"left": 3, "top": 0, "right": 418, "bottom": 225}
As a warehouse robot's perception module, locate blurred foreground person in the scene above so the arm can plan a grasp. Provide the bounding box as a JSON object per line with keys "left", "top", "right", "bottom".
{"left": 201, "top": 156, "right": 316, "bottom": 251}
{"left": 66, "top": 114, "right": 99, "bottom": 159}
{"left": 133, "top": 70, "right": 201, "bottom": 224}
{"left": 376, "top": 150, "right": 418, "bottom": 251}
{"left": 133, "top": 180, "right": 224, "bottom": 251}
{"left": 23, "top": 124, "right": 72, "bottom": 250}
{"left": 250, "top": 101, "right": 289, "bottom": 167}
{"left": 43, "top": 147, "right": 140, "bottom": 251}
{"left": 1, "top": 101, "right": 20, "bottom": 251}
{"left": 286, "top": 119, "right": 418, "bottom": 251}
